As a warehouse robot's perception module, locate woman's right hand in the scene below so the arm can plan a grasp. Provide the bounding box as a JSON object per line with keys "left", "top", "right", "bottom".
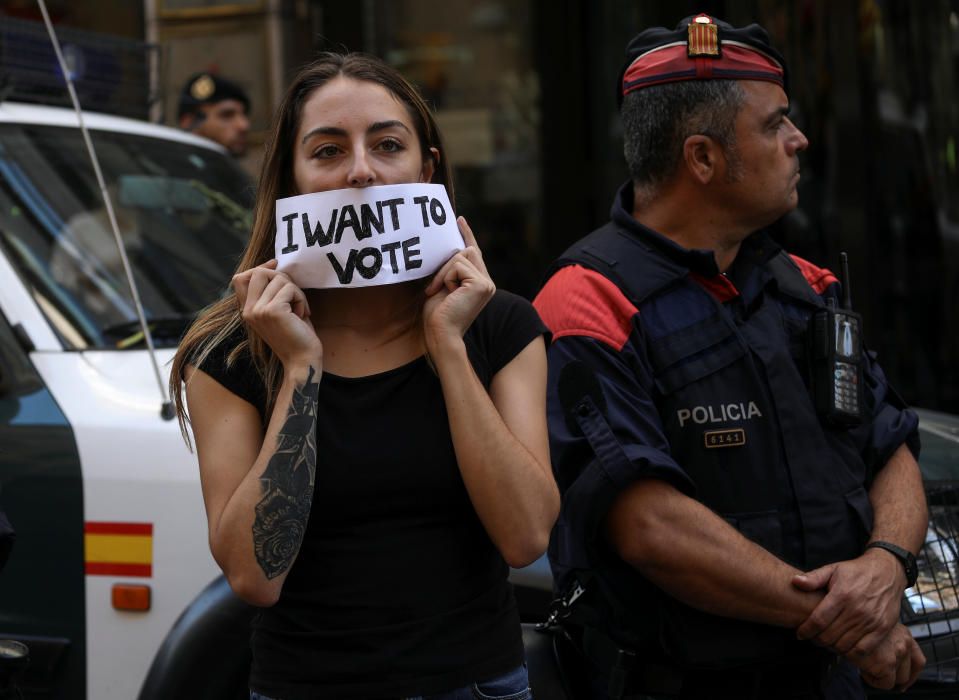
{"left": 232, "top": 260, "right": 323, "bottom": 370}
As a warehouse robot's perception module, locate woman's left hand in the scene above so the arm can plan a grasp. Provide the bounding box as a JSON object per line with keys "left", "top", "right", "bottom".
{"left": 423, "top": 216, "right": 495, "bottom": 354}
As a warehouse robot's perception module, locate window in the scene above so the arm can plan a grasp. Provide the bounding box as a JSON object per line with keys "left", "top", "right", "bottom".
{"left": 0, "top": 126, "right": 252, "bottom": 349}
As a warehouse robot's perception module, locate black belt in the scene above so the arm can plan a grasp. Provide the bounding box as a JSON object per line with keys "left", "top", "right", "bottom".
{"left": 582, "top": 627, "right": 841, "bottom": 699}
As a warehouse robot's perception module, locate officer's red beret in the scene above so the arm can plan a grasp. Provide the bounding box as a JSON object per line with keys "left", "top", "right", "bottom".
{"left": 618, "top": 13, "right": 788, "bottom": 106}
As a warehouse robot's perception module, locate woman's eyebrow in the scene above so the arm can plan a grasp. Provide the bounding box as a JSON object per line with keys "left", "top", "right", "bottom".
{"left": 368, "top": 120, "right": 412, "bottom": 135}
{"left": 301, "top": 126, "right": 347, "bottom": 144}
{"left": 300, "top": 121, "right": 411, "bottom": 145}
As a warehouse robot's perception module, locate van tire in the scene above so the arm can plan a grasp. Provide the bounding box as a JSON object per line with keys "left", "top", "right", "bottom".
{"left": 138, "top": 576, "right": 253, "bottom": 700}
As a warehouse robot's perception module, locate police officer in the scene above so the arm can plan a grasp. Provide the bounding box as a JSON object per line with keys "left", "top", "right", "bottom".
{"left": 178, "top": 72, "right": 251, "bottom": 158}
{"left": 534, "top": 13, "right": 927, "bottom": 700}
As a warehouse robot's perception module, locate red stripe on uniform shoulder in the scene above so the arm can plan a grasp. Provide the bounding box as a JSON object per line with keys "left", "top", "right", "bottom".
{"left": 534, "top": 265, "right": 638, "bottom": 351}
{"left": 789, "top": 255, "right": 838, "bottom": 294}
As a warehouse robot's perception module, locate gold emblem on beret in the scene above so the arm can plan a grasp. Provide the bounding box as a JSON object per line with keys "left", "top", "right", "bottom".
{"left": 190, "top": 75, "right": 215, "bottom": 100}
{"left": 688, "top": 15, "right": 721, "bottom": 58}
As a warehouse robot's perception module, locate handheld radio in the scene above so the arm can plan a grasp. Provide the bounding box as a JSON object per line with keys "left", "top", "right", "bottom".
{"left": 809, "top": 253, "right": 864, "bottom": 426}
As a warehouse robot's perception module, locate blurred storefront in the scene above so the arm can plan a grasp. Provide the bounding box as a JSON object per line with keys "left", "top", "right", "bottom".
{"left": 3, "top": 0, "right": 958, "bottom": 411}
{"left": 310, "top": 0, "right": 959, "bottom": 412}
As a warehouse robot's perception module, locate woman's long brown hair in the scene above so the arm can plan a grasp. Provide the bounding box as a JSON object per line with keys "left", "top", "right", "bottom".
{"left": 170, "top": 52, "right": 454, "bottom": 446}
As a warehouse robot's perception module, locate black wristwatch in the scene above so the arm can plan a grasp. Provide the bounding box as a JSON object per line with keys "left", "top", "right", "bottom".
{"left": 866, "top": 540, "right": 918, "bottom": 588}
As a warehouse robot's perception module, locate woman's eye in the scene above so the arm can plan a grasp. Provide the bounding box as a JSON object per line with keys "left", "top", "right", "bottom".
{"left": 313, "top": 144, "right": 340, "bottom": 158}
{"left": 377, "top": 138, "right": 404, "bottom": 153}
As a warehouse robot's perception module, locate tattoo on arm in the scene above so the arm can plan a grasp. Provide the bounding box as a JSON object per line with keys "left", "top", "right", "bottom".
{"left": 253, "top": 366, "right": 319, "bottom": 579}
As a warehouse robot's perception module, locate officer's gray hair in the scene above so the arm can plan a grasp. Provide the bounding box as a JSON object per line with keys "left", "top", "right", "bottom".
{"left": 622, "top": 80, "right": 746, "bottom": 206}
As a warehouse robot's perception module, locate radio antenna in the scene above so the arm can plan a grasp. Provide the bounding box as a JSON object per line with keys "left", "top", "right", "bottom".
{"left": 37, "top": 0, "right": 174, "bottom": 420}
{"left": 839, "top": 252, "right": 853, "bottom": 310}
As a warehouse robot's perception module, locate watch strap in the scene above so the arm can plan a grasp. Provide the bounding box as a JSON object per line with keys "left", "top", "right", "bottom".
{"left": 866, "top": 540, "right": 918, "bottom": 588}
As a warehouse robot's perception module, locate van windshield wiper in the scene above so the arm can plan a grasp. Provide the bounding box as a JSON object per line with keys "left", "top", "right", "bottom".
{"left": 101, "top": 314, "right": 195, "bottom": 349}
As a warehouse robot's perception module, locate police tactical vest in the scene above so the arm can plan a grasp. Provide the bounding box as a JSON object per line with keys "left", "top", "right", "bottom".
{"left": 548, "top": 221, "right": 875, "bottom": 669}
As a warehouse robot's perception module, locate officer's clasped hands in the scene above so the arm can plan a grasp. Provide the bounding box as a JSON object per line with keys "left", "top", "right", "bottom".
{"left": 794, "top": 553, "right": 924, "bottom": 690}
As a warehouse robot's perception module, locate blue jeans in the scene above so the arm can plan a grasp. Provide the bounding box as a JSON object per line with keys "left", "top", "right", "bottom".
{"left": 250, "top": 663, "right": 532, "bottom": 700}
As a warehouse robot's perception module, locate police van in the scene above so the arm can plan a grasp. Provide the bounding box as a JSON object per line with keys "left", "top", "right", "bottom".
{"left": 0, "top": 99, "right": 262, "bottom": 699}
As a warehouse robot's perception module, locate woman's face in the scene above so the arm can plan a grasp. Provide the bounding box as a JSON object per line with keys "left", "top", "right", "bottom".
{"left": 292, "top": 76, "right": 437, "bottom": 195}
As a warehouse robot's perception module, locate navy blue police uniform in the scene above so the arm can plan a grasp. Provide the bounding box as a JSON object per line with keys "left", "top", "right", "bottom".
{"left": 533, "top": 182, "right": 920, "bottom": 699}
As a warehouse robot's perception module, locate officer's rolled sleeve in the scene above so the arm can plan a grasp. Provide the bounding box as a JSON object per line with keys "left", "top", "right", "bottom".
{"left": 861, "top": 349, "right": 921, "bottom": 474}
{"left": 547, "top": 334, "right": 695, "bottom": 542}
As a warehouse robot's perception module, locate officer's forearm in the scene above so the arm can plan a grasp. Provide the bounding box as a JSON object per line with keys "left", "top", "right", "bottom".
{"left": 787, "top": 442, "right": 927, "bottom": 656}
{"left": 606, "top": 478, "right": 823, "bottom": 628}
{"left": 868, "top": 442, "right": 927, "bottom": 555}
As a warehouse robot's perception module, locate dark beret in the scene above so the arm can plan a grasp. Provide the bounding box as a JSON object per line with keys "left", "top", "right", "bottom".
{"left": 617, "top": 13, "right": 788, "bottom": 106}
{"left": 177, "top": 72, "right": 251, "bottom": 119}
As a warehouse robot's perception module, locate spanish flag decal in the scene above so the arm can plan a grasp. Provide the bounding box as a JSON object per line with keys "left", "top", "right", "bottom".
{"left": 84, "top": 522, "right": 153, "bottom": 577}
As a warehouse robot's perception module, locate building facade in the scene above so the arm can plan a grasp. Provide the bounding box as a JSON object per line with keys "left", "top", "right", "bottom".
{"left": 5, "top": 0, "right": 958, "bottom": 412}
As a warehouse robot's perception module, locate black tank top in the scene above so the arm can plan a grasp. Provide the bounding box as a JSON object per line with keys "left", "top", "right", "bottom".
{"left": 200, "top": 290, "right": 546, "bottom": 699}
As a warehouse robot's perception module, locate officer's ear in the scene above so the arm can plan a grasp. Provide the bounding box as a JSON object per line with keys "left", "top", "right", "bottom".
{"left": 682, "top": 134, "right": 719, "bottom": 185}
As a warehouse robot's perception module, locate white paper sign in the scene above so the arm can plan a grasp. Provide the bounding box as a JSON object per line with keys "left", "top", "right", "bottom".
{"left": 274, "top": 183, "right": 463, "bottom": 289}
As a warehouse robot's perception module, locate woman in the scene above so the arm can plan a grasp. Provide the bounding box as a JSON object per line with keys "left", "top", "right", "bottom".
{"left": 170, "top": 52, "right": 559, "bottom": 700}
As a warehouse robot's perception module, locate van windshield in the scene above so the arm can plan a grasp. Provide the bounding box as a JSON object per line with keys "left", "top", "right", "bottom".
{"left": 0, "top": 123, "right": 253, "bottom": 349}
